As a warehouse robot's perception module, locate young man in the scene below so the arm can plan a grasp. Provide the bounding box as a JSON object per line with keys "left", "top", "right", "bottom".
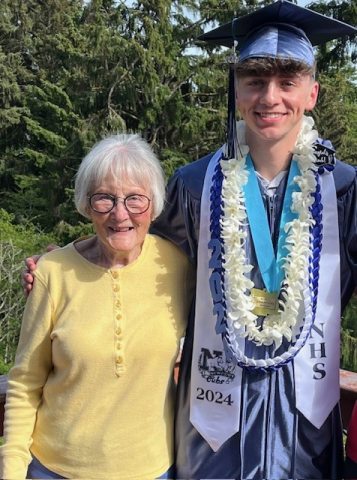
{"left": 152, "top": 1, "right": 357, "bottom": 478}
{"left": 21, "top": 1, "right": 356, "bottom": 478}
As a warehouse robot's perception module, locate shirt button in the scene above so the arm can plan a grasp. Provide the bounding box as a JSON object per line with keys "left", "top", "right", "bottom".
{"left": 111, "top": 271, "right": 119, "bottom": 279}
{"left": 115, "top": 327, "right": 121, "bottom": 335}
{"left": 116, "top": 356, "right": 123, "bottom": 364}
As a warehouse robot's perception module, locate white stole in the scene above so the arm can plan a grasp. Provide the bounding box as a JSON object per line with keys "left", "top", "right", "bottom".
{"left": 189, "top": 149, "right": 243, "bottom": 452}
{"left": 190, "top": 149, "right": 341, "bottom": 451}
{"left": 294, "top": 170, "right": 341, "bottom": 427}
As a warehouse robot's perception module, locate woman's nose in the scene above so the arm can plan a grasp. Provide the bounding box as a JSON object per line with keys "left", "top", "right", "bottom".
{"left": 110, "top": 199, "right": 129, "bottom": 219}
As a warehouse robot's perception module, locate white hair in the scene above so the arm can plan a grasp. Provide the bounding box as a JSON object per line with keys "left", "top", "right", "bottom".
{"left": 75, "top": 134, "right": 165, "bottom": 220}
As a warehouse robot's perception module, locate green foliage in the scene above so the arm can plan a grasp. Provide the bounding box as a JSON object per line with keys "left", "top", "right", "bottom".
{"left": 341, "top": 296, "right": 357, "bottom": 372}
{"left": 0, "top": 210, "right": 55, "bottom": 253}
{"left": 0, "top": 0, "right": 86, "bottom": 230}
{"left": 343, "top": 296, "right": 357, "bottom": 336}
{"left": 0, "top": 209, "right": 56, "bottom": 372}
{"left": 313, "top": 69, "right": 357, "bottom": 165}
{"left": 341, "top": 330, "right": 357, "bottom": 373}
{"left": 309, "top": 0, "right": 357, "bottom": 69}
{"left": 53, "top": 220, "right": 94, "bottom": 247}
{"left": 0, "top": 240, "right": 23, "bottom": 373}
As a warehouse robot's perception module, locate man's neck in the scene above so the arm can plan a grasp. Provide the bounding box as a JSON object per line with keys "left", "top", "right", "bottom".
{"left": 249, "top": 146, "right": 292, "bottom": 180}
{"left": 246, "top": 130, "right": 299, "bottom": 181}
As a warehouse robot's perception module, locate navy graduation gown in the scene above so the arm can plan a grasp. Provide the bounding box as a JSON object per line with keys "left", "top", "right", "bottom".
{"left": 152, "top": 152, "right": 357, "bottom": 480}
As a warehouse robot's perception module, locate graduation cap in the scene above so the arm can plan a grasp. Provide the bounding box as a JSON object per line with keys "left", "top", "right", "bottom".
{"left": 198, "top": 0, "right": 356, "bottom": 158}
{"left": 199, "top": 0, "right": 357, "bottom": 68}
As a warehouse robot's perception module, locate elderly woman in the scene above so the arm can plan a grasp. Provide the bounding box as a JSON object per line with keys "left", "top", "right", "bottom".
{"left": 0, "top": 134, "right": 193, "bottom": 480}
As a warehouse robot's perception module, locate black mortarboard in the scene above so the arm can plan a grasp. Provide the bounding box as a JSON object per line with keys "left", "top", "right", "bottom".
{"left": 199, "top": 0, "right": 356, "bottom": 67}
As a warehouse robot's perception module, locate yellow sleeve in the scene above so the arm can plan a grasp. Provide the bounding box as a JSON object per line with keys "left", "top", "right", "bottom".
{"left": 0, "top": 273, "right": 53, "bottom": 480}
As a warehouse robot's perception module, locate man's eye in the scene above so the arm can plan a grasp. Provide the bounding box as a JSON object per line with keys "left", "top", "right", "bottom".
{"left": 281, "top": 80, "right": 295, "bottom": 87}
{"left": 248, "top": 79, "right": 263, "bottom": 86}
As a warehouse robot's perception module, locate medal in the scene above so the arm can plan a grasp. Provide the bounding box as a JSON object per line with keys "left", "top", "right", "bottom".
{"left": 251, "top": 288, "right": 279, "bottom": 316}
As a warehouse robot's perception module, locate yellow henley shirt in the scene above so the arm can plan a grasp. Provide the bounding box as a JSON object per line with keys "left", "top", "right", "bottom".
{"left": 0, "top": 234, "right": 193, "bottom": 479}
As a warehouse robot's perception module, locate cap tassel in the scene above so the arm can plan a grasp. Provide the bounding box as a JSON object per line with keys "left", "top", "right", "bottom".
{"left": 225, "top": 26, "right": 239, "bottom": 161}
{"left": 225, "top": 65, "right": 237, "bottom": 161}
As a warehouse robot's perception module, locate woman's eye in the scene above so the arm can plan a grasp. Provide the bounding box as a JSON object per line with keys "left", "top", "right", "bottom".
{"left": 96, "top": 194, "right": 111, "bottom": 201}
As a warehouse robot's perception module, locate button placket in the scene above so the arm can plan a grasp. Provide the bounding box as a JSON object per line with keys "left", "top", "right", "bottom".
{"left": 110, "top": 269, "right": 125, "bottom": 376}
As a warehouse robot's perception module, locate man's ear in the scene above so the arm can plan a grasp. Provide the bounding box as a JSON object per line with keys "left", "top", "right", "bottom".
{"left": 306, "top": 81, "right": 319, "bottom": 111}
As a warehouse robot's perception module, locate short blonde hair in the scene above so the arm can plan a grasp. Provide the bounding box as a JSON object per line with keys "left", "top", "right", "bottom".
{"left": 75, "top": 134, "right": 165, "bottom": 220}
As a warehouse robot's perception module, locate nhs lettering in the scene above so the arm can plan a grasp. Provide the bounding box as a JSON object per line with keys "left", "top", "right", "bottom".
{"left": 309, "top": 322, "right": 327, "bottom": 380}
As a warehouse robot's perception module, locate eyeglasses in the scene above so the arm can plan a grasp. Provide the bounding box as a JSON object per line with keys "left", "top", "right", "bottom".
{"left": 88, "top": 193, "right": 151, "bottom": 214}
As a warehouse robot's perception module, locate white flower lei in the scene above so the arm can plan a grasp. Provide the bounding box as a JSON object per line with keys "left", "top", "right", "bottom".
{"left": 220, "top": 115, "right": 319, "bottom": 350}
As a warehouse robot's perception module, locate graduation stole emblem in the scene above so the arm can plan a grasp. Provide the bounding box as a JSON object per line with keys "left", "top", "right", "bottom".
{"left": 190, "top": 116, "right": 341, "bottom": 451}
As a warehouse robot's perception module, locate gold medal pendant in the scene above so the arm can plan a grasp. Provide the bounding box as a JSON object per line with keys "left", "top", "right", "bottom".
{"left": 251, "top": 288, "right": 279, "bottom": 316}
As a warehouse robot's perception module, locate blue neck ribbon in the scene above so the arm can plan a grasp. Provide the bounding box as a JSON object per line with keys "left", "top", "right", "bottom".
{"left": 243, "top": 154, "right": 301, "bottom": 293}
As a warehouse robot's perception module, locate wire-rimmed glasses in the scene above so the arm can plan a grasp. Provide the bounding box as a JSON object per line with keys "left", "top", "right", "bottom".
{"left": 88, "top": 193, "right": 151, "bottom": 214}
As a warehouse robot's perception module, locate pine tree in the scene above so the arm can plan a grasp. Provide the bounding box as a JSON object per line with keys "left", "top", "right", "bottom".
{"left": 0, "top": 0, "right": 85, "bottom": 228}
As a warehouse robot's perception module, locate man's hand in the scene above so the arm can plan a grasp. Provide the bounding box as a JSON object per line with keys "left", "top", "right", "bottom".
{"left": 21, "top": 245, "right": 59, "bottom": 296}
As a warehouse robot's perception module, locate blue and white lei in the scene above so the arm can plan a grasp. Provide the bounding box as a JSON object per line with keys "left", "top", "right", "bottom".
{"left": 210, "top": 115, "right": 324, "bottom": 370}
